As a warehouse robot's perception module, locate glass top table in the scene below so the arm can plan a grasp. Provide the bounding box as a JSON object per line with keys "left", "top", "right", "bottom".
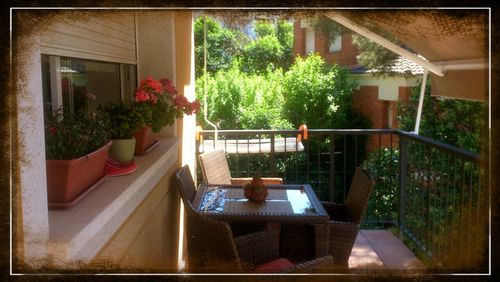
{"left": 193, "top": 184, "right": 329, "bottom": 224}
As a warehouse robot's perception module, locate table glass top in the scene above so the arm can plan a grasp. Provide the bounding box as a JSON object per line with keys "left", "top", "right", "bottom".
{"left": 199, "top": 185, "right": 317, "bottom": 215}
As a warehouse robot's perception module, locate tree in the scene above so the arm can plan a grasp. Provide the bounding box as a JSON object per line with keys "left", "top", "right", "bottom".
{"left": 254, "top": 20, "right": 275, "bottom": 37}
{"left": 241, "top": 35, "right": 284, "bottom": 74}
{"left": 275, "top": 20, "right": 294, "bottom": 70}
{"left": 195, "top": 63, "right": 292, "bottom": 130}
{"left": 194, "top": 16, "right": 249, "bottom": 77}
{"left": 398, "top": 81, "right": 486, "bottom": 153}
{"left": 282, "top": 54, "right": 358, "bottom": 129}
{"left": 240, "top": 20, "right": 293, "bottom": 74}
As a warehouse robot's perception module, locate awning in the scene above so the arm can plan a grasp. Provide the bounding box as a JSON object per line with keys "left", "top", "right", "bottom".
{"left": 324, "top": 10, "right": 488, "bottom": 101}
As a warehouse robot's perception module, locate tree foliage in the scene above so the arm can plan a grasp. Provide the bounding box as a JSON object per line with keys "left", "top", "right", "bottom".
{"left": 254, "top": 20, "right": 275, "bottom": 37}
{"left": 241, "top": 35, "right": 284, "bottom": 74}
{"left": 194, "top": 16, "right": 248, "bottom": 77}
{"left": 282, "top": 54, "right": 359, "bottom": 129}
{"left": 351, "top": 34, "right": 399, "bottom": 74}
{"left": 196, "top": 63, "right": 292, "bottom": 130}
{"left": 398, "top": 81, "right": 486, "bottom": 153}
{"left": 241, "top": 20, "right": 293, "bottom": 74}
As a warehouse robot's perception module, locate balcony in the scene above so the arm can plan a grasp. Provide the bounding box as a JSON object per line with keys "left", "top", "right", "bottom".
{"left": 195, "top": 128, "right": 487, "bottom": 272}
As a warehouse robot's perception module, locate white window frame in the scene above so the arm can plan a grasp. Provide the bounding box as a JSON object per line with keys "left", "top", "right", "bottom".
{"left": 305, "top": 27, "right": 316, "bottom": 55}
{"left": 328, "top": 35, "right": 342, "bottom": 53}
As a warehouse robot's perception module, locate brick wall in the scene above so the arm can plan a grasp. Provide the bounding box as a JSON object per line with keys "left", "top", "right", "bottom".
{"left": 293, "top": 20, "right": 359, "bottom": 67}
{"left": 316, "top": 32, "right": 359, "bottom": 67}
{"left": 353, "top": 86, "right": 392, "bottom": 152}
{"left": 352, "top": 86, "right": 413, "bottom": 152}
{"left": 293, "top": 20, "right": 305, "bottom": 58}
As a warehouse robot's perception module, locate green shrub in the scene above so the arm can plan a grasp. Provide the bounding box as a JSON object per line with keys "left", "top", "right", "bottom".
{"left": 398, "top": 82, "right": 486, "bottom": 153}
{"left": 241, "top": 35, "right": 284, "bottom": 74}
{"left": 362, "top": 148, "right": 399, "bottom": 227}
{"left": 97, "top": 101, "right": 144, "bottom": 139}
{"left": 282, "top": 54, "right": 358, "bottom": 129}
{"left": 196, "top": 64, "right": 292, "bottom": 130}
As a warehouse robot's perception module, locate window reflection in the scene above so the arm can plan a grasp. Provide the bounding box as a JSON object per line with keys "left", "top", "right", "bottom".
{"left": 41, "top": 55, "right": 137, "bottom": 117}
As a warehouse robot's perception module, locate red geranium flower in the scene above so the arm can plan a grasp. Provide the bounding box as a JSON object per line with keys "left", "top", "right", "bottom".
{"left": 134, "top": 76, "right": 201, "bottom": 131}
{"left": 135, "top": 89, "right": 150, "bottom": 102}
{"left": 140, "top": 76, "right": 162, "bottom": 93}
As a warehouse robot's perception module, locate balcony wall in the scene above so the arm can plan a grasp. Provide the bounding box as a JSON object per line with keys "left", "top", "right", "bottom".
{"left": 92, "top": 165, "right": 180, "bottom": 271}
{"left": 13, "top": 10, "right": 194, "bottom": 271}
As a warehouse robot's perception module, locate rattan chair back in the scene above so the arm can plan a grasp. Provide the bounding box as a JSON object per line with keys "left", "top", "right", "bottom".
{"left": 183, "top": 200, "right": 243, "bottom": 272}
{"left": 175, "top": 165, "right": 198, "bottom": 204}
{"left": 198, "top": 149, "right": 233, "bottom": 185}
{"left": 344, "top": 167, "right": 374, "bottom": 224}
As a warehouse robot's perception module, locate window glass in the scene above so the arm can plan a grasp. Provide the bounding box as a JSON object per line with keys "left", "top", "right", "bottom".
{"left": 328, "top": 35, "right": 342, "bottom": 53}
{"left": 41, "top": 55, "right": 137, "bottom": 117}
{"left": 60, "top": 57, "right": 121, "bottom": 113}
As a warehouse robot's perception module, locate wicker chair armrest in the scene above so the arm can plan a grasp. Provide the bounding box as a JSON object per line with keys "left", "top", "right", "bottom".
{"left": 281, "top": 255, "right": 334, "bottom": 273}
{"left": 230, "top": 177, "right": 284, "bottom": 185}
{"left": 261, "top": 177, "right": 284, "bottom": 185}
{"left": 234, "top": 229, "right": 280, "bottom": 268}
{"left": 230, "top": 178, "right": 253, "bottom": 185}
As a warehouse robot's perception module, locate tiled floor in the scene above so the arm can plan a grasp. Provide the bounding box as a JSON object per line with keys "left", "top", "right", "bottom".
{"left": 349, "top": 230, "right": 425, "bottom": 271}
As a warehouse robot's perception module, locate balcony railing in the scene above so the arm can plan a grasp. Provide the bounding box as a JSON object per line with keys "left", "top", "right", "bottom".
{"left": 195, "top": 128, "right": 487, "bottom": 272}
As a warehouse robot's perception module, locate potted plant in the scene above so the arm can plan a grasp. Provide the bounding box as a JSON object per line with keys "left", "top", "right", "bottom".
{"left": 133, "top": 76, "right": 200, "bottom": 154}
{"left": 45, "top": 108, "right": 111, "bottom": 208}
{"left": 97, "top": 101, "right": 144, "bottom": 163}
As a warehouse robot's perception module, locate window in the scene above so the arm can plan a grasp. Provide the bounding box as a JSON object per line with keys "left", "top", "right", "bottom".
{"left": 305, "top": 27, "right": 315, "bottom": 54}
{"left": 42, "top": 55, "right": 137, "bottom": 118}
{"left": 328, "top": 35, "right": 342, "bottom": 53}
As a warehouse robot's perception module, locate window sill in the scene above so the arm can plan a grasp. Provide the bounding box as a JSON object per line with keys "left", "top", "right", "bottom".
{"left": 47, "top": 137, "right": 179, "bottom": 265}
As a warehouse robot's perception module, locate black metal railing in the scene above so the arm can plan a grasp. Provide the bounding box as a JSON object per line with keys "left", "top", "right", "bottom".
{"left": 195, "top": 128, "right": 487, "bottom": 271}
{"left": 397, "top": 131, "right": 487, "bottom": 271}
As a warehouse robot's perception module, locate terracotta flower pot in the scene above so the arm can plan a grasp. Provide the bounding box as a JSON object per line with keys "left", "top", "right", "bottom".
{"left": 46, "top": 141, "right": 112, "bottom": 208}
{"left": 244, "top": 177, "right": 268, "bottom": 203}
{"left": 109, "top": 138, "right": 136, "bottom": 163}
{"left": 133, "top": 125, "right": 158, "bottom": 155}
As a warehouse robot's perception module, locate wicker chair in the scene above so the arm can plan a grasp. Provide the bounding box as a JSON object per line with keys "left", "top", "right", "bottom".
{"left": 175, "top": 165, "right": 334, "bottom": 273}
{"left": 322, "top": 167, "right": 374, "bottom": 267}
{"left": 182, "top": 196, "right": 333, "bottom": 273}
{"left": 198, "top": 149, "right": 283, "bottom": 185}
{"left": 175, "top": 165, "right": 198, "bottom": 204}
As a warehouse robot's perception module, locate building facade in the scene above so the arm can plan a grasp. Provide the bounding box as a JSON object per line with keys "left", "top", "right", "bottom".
{"left": 293, "top": 19, "right": 423, "bottom": 150}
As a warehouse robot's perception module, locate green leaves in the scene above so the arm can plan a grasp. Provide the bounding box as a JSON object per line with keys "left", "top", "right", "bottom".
{"left": 397, "top": 81, "right": 486, "bottom": 153}
{"left": 196, "top": 65, "right": 292, "bottom": 130}
{"left": 194, "top": 17, "right": 293, "bottom": 76}
{"left": 194, "top": 16, "right": 247, "bottom": 77}
{"left": 45, "top": 108, "right": 110, "bottom": 160}
{"left": 196, "top": 54, "right": 368, "bottom": 131}
{"left": 282, "top": 54, "right": 358, "bottom": 129}
{"left": 241, "top": 35, "right": 284, "bottom": 74}
{"left": 97, "top": 101, "right": 144, "bottom": 139}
